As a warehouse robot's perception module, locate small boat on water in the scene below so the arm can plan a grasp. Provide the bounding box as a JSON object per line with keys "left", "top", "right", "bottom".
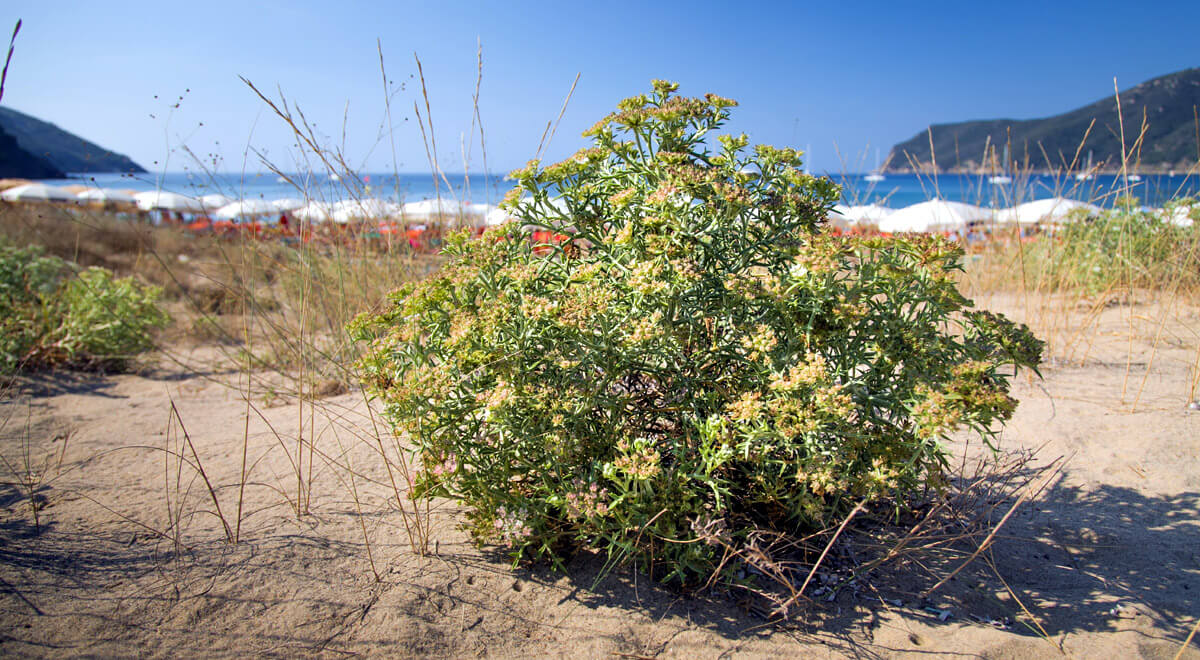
{"left": 864, "top": 148, "right": 885, "bottom": 182}
{"left": 1075, "top": 150, "right": 1095, "bottom": 181}
{"left": 989, "top": 145, "right": 1011, "bottom": 184}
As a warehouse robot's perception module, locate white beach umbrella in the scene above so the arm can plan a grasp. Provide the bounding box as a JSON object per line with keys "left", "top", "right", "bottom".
{"left": 293, "top": 201, "right": 335, "bottom": 223}
{"left": 1, "top": 183, "right": 76, "bottom": 202}
{"left": 463, "top": 202, "right": 494, "bottom": 217}
{"left": 76, "top": 188, "right": 136, "bottom": 204}
{"left": 134, "top": 191, "right": 205, "bottom": 212}
{"left": 841, "top": 204, "right": 894, "bottom": 225}
{"left": 878, "top": 199, "right": 989, "bottom": 233}
{"left": 271, "top": 197, "right": 306, "bottom": 212}
{"left": 996, "top": 198, "right": 1100, "bottom": 225}
{"left": 825, "top": 203, "right": 851, "bottom": 226}
{"left": 199, "top": 193, "right": 235, "bottom": 211}
{"left": 401, "top": 198, "right": 466, "bottom": 218}
{"left": 485, "top": 207, "right": 515, "bottom": 226}
{"left": 214, "top": 199, "right": 278, "bottom": 220}
{"left": 331, "top": 199, "right": 401, "bottom": 223}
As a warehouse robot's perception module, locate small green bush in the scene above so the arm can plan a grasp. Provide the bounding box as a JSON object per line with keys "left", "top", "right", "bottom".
{"left": 1030, "top": 198, "right": 1200, "bottom": 294}
{"left": 0, "top": 241, "right": 169, "bottom": 373}
{"left": 352, "top": 82, "right": 1041, "bottom": 585}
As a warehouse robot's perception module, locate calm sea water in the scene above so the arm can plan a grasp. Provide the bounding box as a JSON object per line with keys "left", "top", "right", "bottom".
{"left": 38, "top": 171, "right": 511, "bottom": 206}
{"left": 36, "top": 170, "right": 1200, "bottom": 210}
{"left": 831, "top": 172, "right": 1200, "bottom": 209}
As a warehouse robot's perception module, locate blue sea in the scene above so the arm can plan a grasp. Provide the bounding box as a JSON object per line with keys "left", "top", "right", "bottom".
{"left": 35, "top": 170, "right": 1200, "bottom": 210}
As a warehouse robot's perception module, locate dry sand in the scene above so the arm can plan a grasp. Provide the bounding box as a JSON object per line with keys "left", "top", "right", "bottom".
{"left": 1, "top": 295, "right": 1198, "bottom": 659}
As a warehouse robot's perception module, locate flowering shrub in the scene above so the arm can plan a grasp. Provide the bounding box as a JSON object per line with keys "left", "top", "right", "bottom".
{"left": 352, "top": 82, "right": 1041, "bottom": 584}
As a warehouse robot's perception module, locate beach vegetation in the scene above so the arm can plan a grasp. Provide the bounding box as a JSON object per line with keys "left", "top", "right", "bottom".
{"left": 1031, "top": 200, "right": 1200, "bottom": 294}
{"left": 352, "top": 82, "right": 1043, "bottom": 587}
{"left": 0, "top": 239, "right": 169, "bottom": 373}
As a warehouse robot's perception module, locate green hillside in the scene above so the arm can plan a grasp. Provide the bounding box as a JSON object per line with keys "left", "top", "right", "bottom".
{"left": 0, "top": 105, "right": 145, "bottom": 174}
{"left": 0, "top": 123, "right": 65, "bottom": 178}
{"left": 884, "top": 67, "right": 1200, "bottom": 173}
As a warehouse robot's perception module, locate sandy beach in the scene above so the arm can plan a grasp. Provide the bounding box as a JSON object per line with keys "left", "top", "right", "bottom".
{"left": 0, "top": 290, "right": 1196, "bottom": 659}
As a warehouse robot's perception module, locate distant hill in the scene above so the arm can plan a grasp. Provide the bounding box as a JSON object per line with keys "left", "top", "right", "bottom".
{"left": 0, "top": 123, "right": 65, "bottom": 179}
{"left": 884, "top": 67, "right": 1200, "bottom": 174}
{"left": 0, "top": 106, "right": 145, "bottom": 175}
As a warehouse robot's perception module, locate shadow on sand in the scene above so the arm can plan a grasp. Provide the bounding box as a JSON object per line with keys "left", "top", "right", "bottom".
{"left": 0, "top": 468, "right": 1196, "bottom": 657}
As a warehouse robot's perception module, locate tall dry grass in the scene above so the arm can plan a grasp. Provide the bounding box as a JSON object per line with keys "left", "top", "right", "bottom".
{"left": 858, "top": 77, "right": 1200, "bottom": 405}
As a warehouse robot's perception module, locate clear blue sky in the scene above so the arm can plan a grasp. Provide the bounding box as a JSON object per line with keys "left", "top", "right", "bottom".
{"left": 2, "top": 0, "right": 1197, "bottom": 175}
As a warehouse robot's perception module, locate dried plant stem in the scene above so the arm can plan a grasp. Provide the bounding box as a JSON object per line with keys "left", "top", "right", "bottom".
{"left": 1132, "top": 284, "right": 1179, "bottom": 411}
{"left": 334, "top": 429, "right": 379, "bottom": 581}
{"left": 923, "top": 459, "right": 1062, "bottom": 598}
{"left": 170, "top": 399, "right": 234, "bottom": 543}
{"left": 986, "top": 554, "right": 1059, "bottom": 651}
{"left": 0, "top": 19, "right": 20, "bottom": 104}
{"left": 1175, "top": 616, "right": 1200, "bottom": 660}
{"left": 536, "top": 72, "right": 581, "bottom": 160}
{"left": 788, "top": 500, "right": 865, "bottom": 607}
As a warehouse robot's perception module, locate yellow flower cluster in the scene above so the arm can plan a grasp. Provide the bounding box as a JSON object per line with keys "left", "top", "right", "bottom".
{"left": 628, "top": 261, "right": 667, "bottom": 296}
{"left": 564, "top": 479, "right": 610, "bottom": 520}
{"left": 613, "top": 437, "right": 661, "bottom": 480}
{"left": 723, "top": 268, "right": 781, "bottom": 300}
{"left": 716, "top": 182, "right": 751, "bottom": 206}
{"left": 911, "top": 384, "right": 961, "bottom": 439}
{"left": 726, "top": 391, "right": 763, "bottom": 422}
{"left": 866, "top": 457, "right": 901, "bottom": 491}
{"left": 771, "top": 398, "right": 821, "bottom": 436}
{"left": 646, "top": 182, "right": 680, "bottom": 206}
{"left": 613, "top": 220, "right": 635, "bottom": 245}
{"left": 815, "top": 383, "right": 854, "bottom": 420}
{"left": 769, "top": 351, "right": 828, "bottom": 391}
{"left": 792, "top": 244, "right": 840, "bottom": 277}
{"left": 795, "top": 462, "right": 847, "bottom": 497}
{"left": 740, "top": 324, "right": 777, "bottom": 361}
{"left": 500, "top": 263, "right": 539, "bottom": 286}
{"left": 478, "top": 379, "right": 516, "bottom": 413}
{"left": 507, "top": 159, "right": 541, "bottom": 181}
{"left": 519, "top": 295, "right": 556, "bottom": 319}
{"left": 558, "top": 284, "right": 615, "bottom": 329}
{"left": 608, "top": 187, "right": 637, "bottom": 207}
{"left": 670, "top": 257, "right": 700, "bottom": 282}
{"left": 627, "top": 310, "right": 665, "bottom": 344}
{"left": 832, "top": 294, "right": 869, "bottom": 323}
{"left": 446, "top": 313, "right": 474, "bottom": 348}
{"left": 571, "top": 262, "right": 605, "bottom": 283}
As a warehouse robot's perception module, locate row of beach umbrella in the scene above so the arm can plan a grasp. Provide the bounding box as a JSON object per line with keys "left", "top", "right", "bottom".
{"left": 826, "top": 197, "right": 1194, "bottom": 230}
{"left": 0, "top": 183, "right": 507, "bottom": 224}
{"left": 2, "top": 183, "right": 1193, "bottom": 230}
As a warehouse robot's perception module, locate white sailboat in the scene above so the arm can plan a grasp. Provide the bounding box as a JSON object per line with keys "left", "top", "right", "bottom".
{"left": 1075, "top": 150, "right": 1095, "bottom": 181}
{"left": 864, "top": 148, "right": 885, "bottom": 182}
{"left": 989, "top": 144, "right": 1011, "bottom": 184}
